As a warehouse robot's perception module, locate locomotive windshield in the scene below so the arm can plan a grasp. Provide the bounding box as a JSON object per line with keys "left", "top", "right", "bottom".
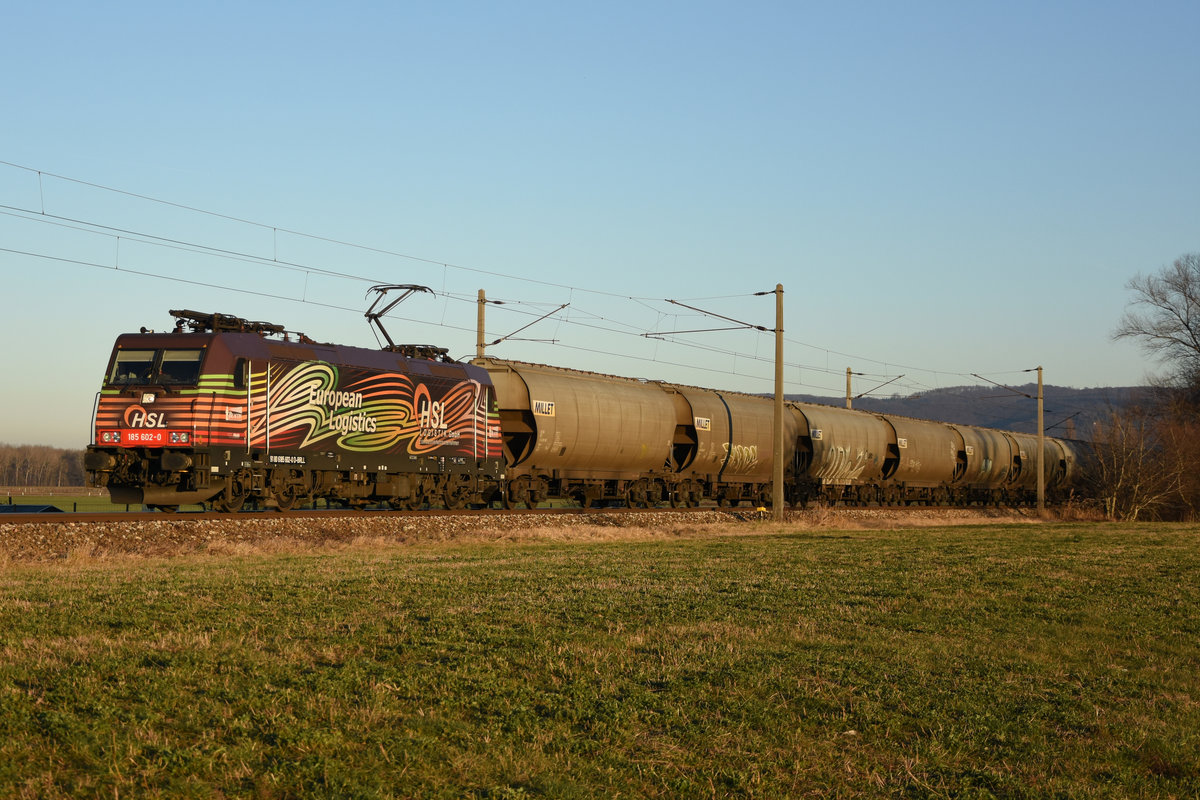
{"left": 159, "top": 349, "right": 205, "bottom": 384}
{"left": 108, "top": 348, "right": 205, "bottom": 386}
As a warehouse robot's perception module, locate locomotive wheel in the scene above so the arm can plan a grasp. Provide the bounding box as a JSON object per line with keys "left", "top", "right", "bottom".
{"left": 443, "top": 476, "right": 472, "bottom": 510}
{"left": 212, "top": 492, "right": 245, "bottom": 514}
{"left": 213, "top": 477, "right": 247, "bottom": 513}
{"left": 390, "top": 493, "right": 424, "bottom": 511}
{"left": 273, "top": 485, "right": 302, "bottom": 512}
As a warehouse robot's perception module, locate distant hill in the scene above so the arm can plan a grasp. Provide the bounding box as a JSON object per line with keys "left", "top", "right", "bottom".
{"left": 786, "top": 385, "right": 1148, "bottom": 440}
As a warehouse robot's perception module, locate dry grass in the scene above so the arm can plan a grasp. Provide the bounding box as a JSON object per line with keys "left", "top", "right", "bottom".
{"left": 0, "top": 506, "right": 1094, "bottom": 566}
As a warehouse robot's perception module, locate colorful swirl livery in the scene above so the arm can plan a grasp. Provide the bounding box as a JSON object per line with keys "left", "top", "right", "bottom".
{"left": 85, "top": 309, "right": 1082, "bottom": 512}
{"left": 86, "top": 310, "right": 502, "bottom": 512}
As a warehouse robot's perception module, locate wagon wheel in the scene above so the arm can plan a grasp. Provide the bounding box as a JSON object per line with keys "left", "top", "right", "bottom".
{"left": 670, "top": 481, "right": 694, "bottom": 508}
{"left": 504, "top": 478, "right": 540, "bottom": 509}
{"left": 502, "top": 478, "right": 523, "bottom": 510}
{"left": 582, "top": 486, "right": 604, "bottom": 509}
{"left": 624, "top": 480, "right": 650, "bottom": 508}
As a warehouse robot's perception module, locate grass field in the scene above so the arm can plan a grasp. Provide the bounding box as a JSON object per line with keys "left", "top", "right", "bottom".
{"left": 1, "top": 522, "right": 1198, "bottom": 798}
{"left": 2, "top": 490, "right": 122, "bottom": 513}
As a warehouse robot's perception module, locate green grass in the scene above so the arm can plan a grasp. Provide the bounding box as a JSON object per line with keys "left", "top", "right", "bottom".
{"left": 2, "top": 492, "right": 205, "bottom": 513}
{"left": 1, "top": 523, "right": 1198, "bottom": 798}
{"left": 2, "top": 492, "right": 123, "bottom": 513}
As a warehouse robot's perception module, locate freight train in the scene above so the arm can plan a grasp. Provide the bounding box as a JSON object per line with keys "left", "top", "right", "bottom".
{"left": 84, "top": 309, "right": 1080, "bottom": 511}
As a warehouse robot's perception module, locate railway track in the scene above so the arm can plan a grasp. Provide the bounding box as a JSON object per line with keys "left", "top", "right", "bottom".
{"left": 1, "top": 504, "right": 794, "bottom": 562}
{"left": 0, "top": 504, "right": 774, "bottom": 526}
{"left": 0, "top": 500, "right": 1057, "bottom": 528}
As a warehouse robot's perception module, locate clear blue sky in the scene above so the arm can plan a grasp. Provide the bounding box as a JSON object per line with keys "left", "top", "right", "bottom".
{"left": 2, "top": 1, "right": 1197, "bottom": 448}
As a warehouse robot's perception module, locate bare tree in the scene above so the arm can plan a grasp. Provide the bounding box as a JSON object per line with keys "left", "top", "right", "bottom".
{"left": 1156, "top": 402, "right": 1200, "bottom": 522}
{"left": 1114, "top": 253, "right": 1200, "bottom": 388}
{"left": 1087, "top": 405, "right": 1182, "bottom": 521}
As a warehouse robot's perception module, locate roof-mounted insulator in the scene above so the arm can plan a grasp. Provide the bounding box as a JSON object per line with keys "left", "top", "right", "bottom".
{"left": 167, "top": 309, "right": 302, "bottom": 339}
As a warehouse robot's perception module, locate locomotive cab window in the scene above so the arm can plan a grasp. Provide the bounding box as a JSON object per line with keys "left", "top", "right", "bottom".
{"left": 159, "top": 349, "right": 204, "bottom": 384}
{"left": 107, "top": 348, "right": 205, "bottom": 386}
{"left": 109, "top": 350, "right": 157, "bottom": 385}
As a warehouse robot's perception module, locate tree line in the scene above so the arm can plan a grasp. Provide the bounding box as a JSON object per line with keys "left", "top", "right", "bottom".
{"left": 0, "top": 444, "right": 86, "bottom": 487}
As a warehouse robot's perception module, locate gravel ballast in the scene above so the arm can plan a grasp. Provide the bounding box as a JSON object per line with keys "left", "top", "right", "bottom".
{"left": 0, "top": 507, "right": 1060, "bottom": 563}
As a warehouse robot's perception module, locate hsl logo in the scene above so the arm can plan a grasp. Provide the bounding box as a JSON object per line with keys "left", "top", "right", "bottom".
{"left": 124, "top": 405, "right": 168, "bottom": 428}
{"left": 418, "top": 399, "right": 447, "bottom": 429}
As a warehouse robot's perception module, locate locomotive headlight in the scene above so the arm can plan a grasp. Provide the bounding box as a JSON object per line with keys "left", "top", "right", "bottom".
{"left": 169, "top": 431, "right": 191, "bottom": 444}
{"left": 101, "top": 431, "right": 120, "bottom": 443}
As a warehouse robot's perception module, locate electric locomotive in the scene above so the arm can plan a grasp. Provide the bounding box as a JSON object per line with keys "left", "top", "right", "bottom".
{"left": 84, "top": 309, "right": 505, "bottom": 511}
